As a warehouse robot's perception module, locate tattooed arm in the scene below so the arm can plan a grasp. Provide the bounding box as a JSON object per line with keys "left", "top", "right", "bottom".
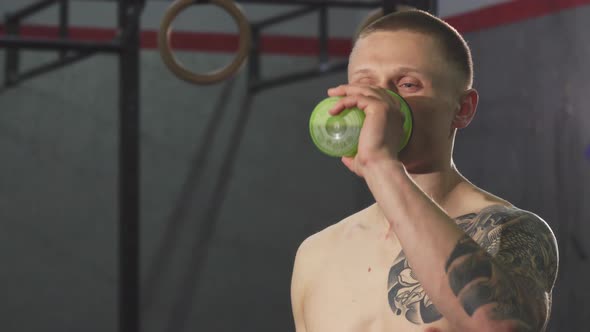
{"left": 362, "top": 160, "right": 558, "bottom": 332}
{"left": 446, "top": 208, "right": 558, "bottom": 331}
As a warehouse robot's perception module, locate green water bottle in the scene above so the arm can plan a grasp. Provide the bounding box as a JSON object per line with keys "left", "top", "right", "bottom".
{"left": 309, "top": 89, "right": 413, "bottom": 157}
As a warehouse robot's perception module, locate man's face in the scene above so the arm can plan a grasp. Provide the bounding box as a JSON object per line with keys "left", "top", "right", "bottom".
{"left": 348, "top": 30, "right": 463, "bottom": 171}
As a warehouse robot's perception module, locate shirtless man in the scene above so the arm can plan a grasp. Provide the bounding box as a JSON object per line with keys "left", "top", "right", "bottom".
{"left": 291, "top": 10, "right": 558, "bottom": 332}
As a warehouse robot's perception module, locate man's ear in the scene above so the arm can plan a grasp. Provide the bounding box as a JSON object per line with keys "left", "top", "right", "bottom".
{"left": 452, "top": 88, "right": 479, "bottom": 129}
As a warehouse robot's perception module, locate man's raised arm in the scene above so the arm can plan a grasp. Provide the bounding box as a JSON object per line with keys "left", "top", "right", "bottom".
{"left": 363, "top": 159, "right": 559, "bottom": 331}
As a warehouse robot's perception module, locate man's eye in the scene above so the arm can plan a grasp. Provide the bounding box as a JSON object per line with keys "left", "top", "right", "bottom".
{"left": 400, "top": 83, "right": 416, "bottom": 88}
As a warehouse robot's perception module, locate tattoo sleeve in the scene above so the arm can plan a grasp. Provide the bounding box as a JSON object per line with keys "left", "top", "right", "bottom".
{"left": 445, "top": 206, "right": 558, "bottom": 331}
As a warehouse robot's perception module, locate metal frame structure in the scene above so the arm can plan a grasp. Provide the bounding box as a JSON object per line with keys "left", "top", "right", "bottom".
{"left": 157, "top": 0, "right": 436, "bottom": 89}
{"left": 0, "top": 1, "right": 436, "bottom": 332}
{"left": 244, "top": 0, "right": 437, "bottom": 93}
{"left": 0, "top": 1, "right": 144, "bottom": 332}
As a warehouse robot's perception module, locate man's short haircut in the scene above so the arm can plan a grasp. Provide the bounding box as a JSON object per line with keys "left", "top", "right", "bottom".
{"left": 357, "top": 9, "right": 473, "bottom": 90}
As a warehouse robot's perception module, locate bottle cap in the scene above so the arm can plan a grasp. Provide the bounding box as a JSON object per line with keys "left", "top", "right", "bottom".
{"left": 309, "top": 96, "right": 365, "bottom": 157}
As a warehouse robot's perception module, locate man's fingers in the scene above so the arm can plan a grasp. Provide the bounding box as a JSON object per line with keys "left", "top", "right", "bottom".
{"left": 327, "top": 85, "right": 346, "bottom": 97}
{"left": 329, "top": 95, "right": 363, "bottom": 115}
{"left": 328, "top": 94, "right": 385, "bottom": 115}
{"left": 341, "top": 157, "right": 358, "bottom": 175}
{"left": 328, "top": 84, "right": 383, "bottom": 98}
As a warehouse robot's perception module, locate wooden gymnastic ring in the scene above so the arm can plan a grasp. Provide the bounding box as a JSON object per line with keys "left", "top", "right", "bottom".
{"left": 158, "top": 0, "right": 251, "bottom": 85}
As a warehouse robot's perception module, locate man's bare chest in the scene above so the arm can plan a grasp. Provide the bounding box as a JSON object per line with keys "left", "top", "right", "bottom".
{"left": 302, "top": 224, "right": 451, "bottom": 332}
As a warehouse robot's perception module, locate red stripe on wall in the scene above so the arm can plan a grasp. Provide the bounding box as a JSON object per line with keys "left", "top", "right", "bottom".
{"left": 0, "top": 0, "right": 588, "bottom": 57}
{"left": 446, "top": 0, "right": 590, "bottom": 33}
{"left": 144, "top": 30, "right": 353, "bottom": 57}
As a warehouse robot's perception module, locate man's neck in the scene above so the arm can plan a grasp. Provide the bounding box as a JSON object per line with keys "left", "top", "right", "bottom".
{"left": 407, "top": 161, "right": 462, "bottom": 208}
{"left": 374, "top": 159, "right": 507, "bottom": 235}
{"left": 371, "top": 160, "right": 465, "bottom": 236}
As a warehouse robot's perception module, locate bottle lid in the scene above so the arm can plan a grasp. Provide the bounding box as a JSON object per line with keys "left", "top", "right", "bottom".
{"left": 309, "top": 96, "right": 365, "bottom": 157}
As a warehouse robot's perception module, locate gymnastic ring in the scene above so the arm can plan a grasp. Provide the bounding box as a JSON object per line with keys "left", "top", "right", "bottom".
{"left": 158, "top": 0, "right": 252, "bottom": 85}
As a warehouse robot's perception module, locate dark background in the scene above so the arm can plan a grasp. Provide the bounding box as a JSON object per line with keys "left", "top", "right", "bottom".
{"left": 0, "top": 0, "right": 588, "bottom": 331}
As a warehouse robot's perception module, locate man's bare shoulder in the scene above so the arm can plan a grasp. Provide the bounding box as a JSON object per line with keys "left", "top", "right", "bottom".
{"left": 295, "top": 204, "right": 377, "bottom": 265}
{"left": 457, "top": 204, "right": 559, "bottom": 288}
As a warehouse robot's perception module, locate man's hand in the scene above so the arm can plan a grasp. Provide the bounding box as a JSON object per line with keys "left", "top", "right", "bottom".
{"left": 327, "top": 84, "right": 406, "bottom": 176}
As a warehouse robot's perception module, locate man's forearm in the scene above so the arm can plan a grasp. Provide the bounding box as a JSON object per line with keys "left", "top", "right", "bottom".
{"left": 363, "top": 159, "right": 530, "bottom": 331}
